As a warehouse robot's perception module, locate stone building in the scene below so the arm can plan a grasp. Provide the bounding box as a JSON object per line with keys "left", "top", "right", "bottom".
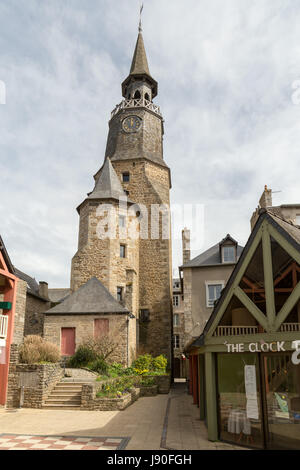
{"left": 179, "top": 229, "right": 244, "bottom": 374}
{"left": 44, "top": 24, "right": 172, "bottom": 364}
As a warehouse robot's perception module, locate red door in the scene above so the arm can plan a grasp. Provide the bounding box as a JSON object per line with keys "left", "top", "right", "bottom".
{"left": 94, "top": 319, "right": 109, "bottom": 338}
{"left": 61, "top": 328, "right": 76, "bottom": 356}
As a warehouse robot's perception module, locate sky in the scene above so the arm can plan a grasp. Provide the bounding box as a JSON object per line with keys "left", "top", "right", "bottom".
{"left": 1, "top": 0, "right": 300, "bottom": 287}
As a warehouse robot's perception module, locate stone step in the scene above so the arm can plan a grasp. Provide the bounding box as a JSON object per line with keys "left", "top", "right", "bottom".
{"left": 49, "top": 393, "right": 82, "bottom": 399}
{"left": 54, "top": 386, "right": 82, "bottom": 391}
{"left": 44, "top": 399, "right": 81, "bottom": 405}
{"left": 42, "top": 404, "right": 81, "bottom": 410}
{"left": 61, "top": 379, "right": 96, "bottom": 383}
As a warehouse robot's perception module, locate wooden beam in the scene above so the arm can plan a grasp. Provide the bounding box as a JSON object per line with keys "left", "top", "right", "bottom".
{"left": 234, "top": 286, "right": 269, "bottom": 332}
{"left": 268, "top": 224, "right": 300, "bottom": 266}
{"left": 262, "top": 224, "right": 276, "bottom": 330}
{"left": 274, "top": 263, "right": 293, "bottom": 287}
{"left": 205, "top": 353, "right": 218, "bottom": 441}
{"left": 275, "top": 281, "right": 300, "bottom": 330}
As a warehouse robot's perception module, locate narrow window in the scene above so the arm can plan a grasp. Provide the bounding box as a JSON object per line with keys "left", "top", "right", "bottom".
{"left": 119, "top": 215, "right": 126, "bottom": 228}
{"left": 174, "top": 314, "right": 179, "bottom": 327}
{"left": 173, "top": 335, "right": 180, "bottom": 349}
{"left": 122, "top": 172, "right": 130, "bottom": 183}
{"left": 134, "top": 90, "right": 141, "bottom": 99}
{"left": 145, "top": 93, "right": 150, "bottom": 101}
{"left": 173, "top": 295, "right": 179, "bottom": 307}
{"left": 120, "top": 244, "right": 126, "bottom": 258}
{"left": 117, "top": 287, "right": 123, "bottom": 302}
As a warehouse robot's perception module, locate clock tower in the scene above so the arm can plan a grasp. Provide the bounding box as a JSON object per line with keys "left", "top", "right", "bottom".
{"left": 71, "top": 23, "right": 172, "bottom": 364}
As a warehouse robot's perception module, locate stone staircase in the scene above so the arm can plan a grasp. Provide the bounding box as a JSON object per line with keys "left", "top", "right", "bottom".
{"left": 43, "top": 382, "right": 83, "bottom": 410}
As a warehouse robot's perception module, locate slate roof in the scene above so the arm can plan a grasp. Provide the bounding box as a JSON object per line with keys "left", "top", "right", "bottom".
{"left": 188, "top": 209, "right": 300, "bottom": 350}
{"left": 122, "top": 31, "right": 158, "bottom": 98}
{"left": 181, "top": 236, "right": 244, "bottom": 269}
{"left": 14, "top": 267, "right": 48, "bottom": 301}
{"left": 0, "top": 235, "right": 15, "bottom": 274}
{"left": 88, "top": 158, "right": 130, "bottom": 202}
{"left": 48, "top": 288, "right": 71, "bottom": 303}
{"left": 130, "top": 32, "right": 151, "bottom": 76}
{"left": 45, "top": 277, "right": 129, "bottom": 315}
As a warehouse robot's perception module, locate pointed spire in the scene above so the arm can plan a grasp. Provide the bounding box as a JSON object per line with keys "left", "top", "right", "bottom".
{"left": 88, "top": 158, "right": 128, "bottom": 201}
{"left": 130, "top": 31, "right": 150, "bottom": 76}
{"left": 121, "top": 6, "right": 158, "bottom": 99}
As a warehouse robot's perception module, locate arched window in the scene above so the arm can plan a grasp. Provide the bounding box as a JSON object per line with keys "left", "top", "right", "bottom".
{"left": 134, "top": 90, "right": 141, "bottom": 99}
{"left": 145, "top": 93, "right": 150, "bottom": 101}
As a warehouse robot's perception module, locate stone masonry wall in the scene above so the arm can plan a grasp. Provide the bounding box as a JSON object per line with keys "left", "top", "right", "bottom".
{"left": 6, "top": 351, "right": 63, "bottom": 409}
{"left": 44, "top": 314, "right": 130, "bottom": 366}
{"left": 24, "top": 294, "right": 50, "bottom": 337}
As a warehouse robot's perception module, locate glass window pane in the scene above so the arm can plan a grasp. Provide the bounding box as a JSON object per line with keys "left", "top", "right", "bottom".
{"left": 217, "top": 353, "right": 264, "bottom": 449}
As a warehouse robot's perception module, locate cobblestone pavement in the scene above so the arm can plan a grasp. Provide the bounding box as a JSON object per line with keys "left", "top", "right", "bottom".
{"left": 0, "top": 384, "right": 245, "bottom": 450}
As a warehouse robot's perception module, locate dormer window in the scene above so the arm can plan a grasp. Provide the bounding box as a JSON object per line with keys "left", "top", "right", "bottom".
{"left": 222, "top": 246, "right": 236, "bottom": 263}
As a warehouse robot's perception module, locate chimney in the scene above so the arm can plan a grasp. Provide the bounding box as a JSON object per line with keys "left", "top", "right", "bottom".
{"left": 39, "top": 281, "right": 49, "bottom": 299}
{"left": 259, "top": 185, "right": 272, "bottom": 209}
{"left": 182, "top": 228, "right": 191, "bottom": 265}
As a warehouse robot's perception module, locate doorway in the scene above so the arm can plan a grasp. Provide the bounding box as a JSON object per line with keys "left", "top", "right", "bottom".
{"left": 61, "top": 328, "right": 76, "bottom": 356}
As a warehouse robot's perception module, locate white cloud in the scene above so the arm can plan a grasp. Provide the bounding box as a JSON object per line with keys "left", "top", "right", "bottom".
{"left": 0, "top": 0, "right": 300, "bottom": 285}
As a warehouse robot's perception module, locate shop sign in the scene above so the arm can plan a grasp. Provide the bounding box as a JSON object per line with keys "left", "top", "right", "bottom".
{"left": 225, "top": 340, "right": 300, "bottom": 365}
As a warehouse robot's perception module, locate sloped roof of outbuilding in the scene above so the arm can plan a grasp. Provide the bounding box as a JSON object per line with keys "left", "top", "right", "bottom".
{"left": 45, "top": 277, "right": 129, "bottom": 315}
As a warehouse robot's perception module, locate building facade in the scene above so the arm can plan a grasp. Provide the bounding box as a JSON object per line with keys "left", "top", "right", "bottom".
{"left": 180, "top": 229, "right": 244, "bottom": 362}
{"left": 172, "top": 278, "right": 185, "bottom": 378}
{"left": 45, "top": 25, "right": 173, "bottom": 364}
{"left": 187, "top": 208, "right": 300, "bottom": 450}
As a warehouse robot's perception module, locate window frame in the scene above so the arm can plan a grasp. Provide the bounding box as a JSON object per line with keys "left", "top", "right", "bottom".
{"left": 117, "top": 286, "right": 123, "bottom": 302}
{"left": 122, "top": 172, "right": 130, "bottom": 183}
{"left": 222, "top": 245, "right": 236, "bottom": 264}
{"left": 173, "top": 295, "right": 179, "bottom": 307}
{"left": 120, "top": 244, "right": 126, "bottom": 258}
{"left": 205, "top": 281, "right": 225, "bottom": 308}
{"left": 173, "top": 314, "right": 180, "bottom": 327}
{"left": 173, "top": 334, "right": 180, "bottom": 349}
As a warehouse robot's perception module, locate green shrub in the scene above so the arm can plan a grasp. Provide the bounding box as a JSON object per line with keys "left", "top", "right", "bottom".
{"left": 152, "top": 355, "right": 167, "bottom": 373}
{"left": 88, "top": 358, "right": 109, "bottom": 375}
{"left": 132, "top": 354, "right": 153, "bottom": 375}
{"left": 67, "top": 345, "right": 97, "bottom": 368}
{"left": 19, "top": 335, "right": 60, "bottom": 364}
{"left": 140, "top": 377, "right": 155, "bottom": 387}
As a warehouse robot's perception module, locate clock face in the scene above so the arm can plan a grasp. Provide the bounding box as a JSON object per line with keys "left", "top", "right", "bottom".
{"left": 122, "top": 116, "right": 142, "bottom": 133}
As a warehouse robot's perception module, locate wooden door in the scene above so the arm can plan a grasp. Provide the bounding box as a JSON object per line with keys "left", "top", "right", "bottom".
{"left": 61, "top": 328, "right": 76, "bottom": 356}
{"left": 94, "top": 319, "right": 109, "bottom": 338}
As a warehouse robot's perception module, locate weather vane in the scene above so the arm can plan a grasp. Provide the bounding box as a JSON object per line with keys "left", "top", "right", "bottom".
{"left": 139, "top": 3, "right": 144, "bottom": 32}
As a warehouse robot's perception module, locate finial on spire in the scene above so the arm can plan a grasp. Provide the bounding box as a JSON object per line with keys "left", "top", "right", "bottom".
{"left": 139, "top": 3, "right": 144, "bottom": 32}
